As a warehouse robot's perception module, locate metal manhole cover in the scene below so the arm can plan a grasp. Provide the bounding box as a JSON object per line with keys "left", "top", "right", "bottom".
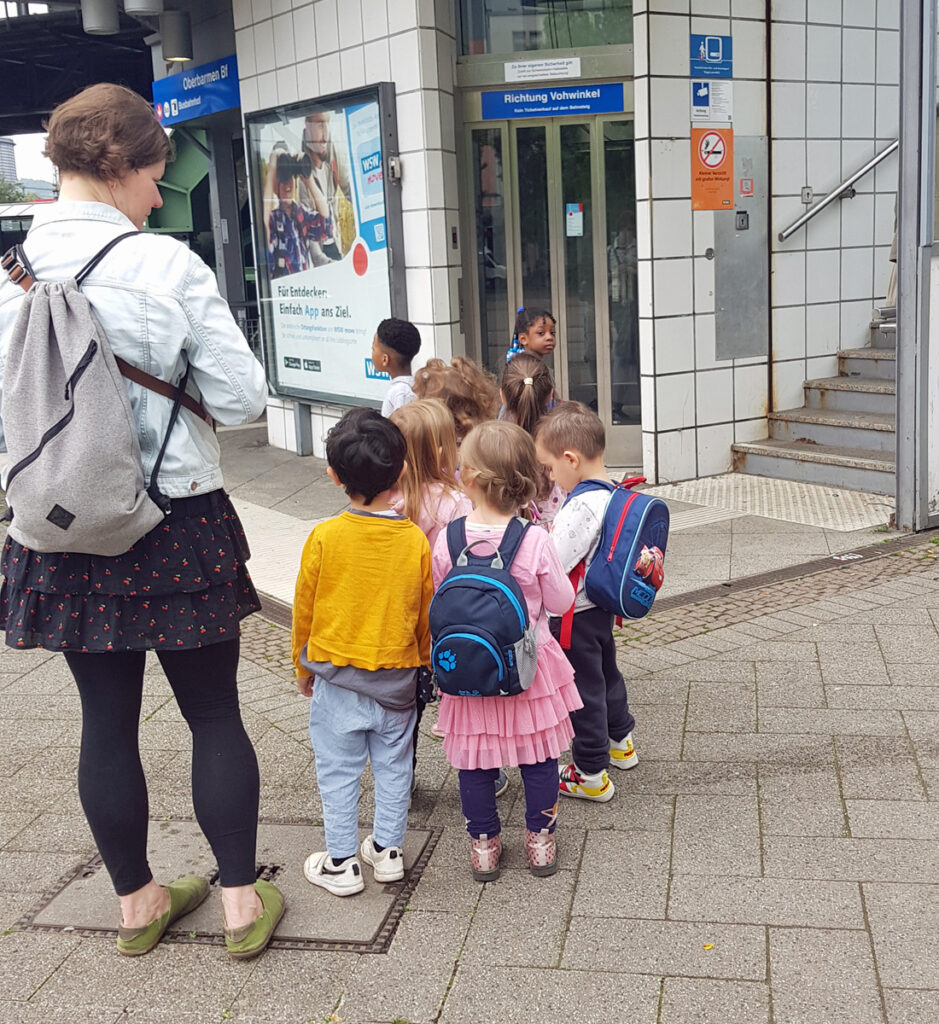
{"left": 16, "top": 820, "right": 438, "bottom": 953}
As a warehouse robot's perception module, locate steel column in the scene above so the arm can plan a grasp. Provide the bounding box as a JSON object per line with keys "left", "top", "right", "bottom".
{"left": 895, "top": 0, "right": 935, "bottom": 530}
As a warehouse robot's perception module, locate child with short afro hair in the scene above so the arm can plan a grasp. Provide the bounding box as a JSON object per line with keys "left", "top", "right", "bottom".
{"left": 374, "top": 317, "right": 422, "bottom": 416}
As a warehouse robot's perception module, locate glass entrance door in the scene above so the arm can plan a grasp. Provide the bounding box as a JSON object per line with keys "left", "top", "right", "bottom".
{"left": 464, "top": 115, "right": 639, "bottom": 465}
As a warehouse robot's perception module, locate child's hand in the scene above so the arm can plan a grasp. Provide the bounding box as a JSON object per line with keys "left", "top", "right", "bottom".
{"left": 296, "top": 672, "right": 314, "bottom": 697}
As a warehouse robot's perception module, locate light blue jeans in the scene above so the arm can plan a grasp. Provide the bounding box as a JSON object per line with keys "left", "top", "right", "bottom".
{"left": 308, "top": 678, "right": 416, "bottom": 859}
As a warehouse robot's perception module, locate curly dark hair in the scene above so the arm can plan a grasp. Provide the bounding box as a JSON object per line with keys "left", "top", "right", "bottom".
{"left": 325, "top": 408, "right": 407, "bottom": 504}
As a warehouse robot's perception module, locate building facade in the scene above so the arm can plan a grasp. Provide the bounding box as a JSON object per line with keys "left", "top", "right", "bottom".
{"left": 226, "top": 0, "right": 900, "bottom": 484}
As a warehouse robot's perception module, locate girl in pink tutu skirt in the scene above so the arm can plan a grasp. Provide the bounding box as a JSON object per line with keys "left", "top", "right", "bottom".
{"left": 431, "top": 421, "right": 583, "bottom": 880}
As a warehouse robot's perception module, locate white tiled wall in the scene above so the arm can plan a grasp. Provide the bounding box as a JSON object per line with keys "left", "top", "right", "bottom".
{"left": 770, "top": 0, "right": 898, "bottom": 428}
{"left": 635, "top": 0, "right": 774, "bottom": 482}
{"left": 635, "top": 0, "right": 897, "bottom": 483}
{"left": 234, "top": 0, "right": 461, "bottom": 441}
{"left": 237, "top": 0, "right": 898, "bottom": 475}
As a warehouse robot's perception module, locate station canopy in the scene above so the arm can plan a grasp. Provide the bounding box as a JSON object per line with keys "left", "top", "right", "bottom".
{"left": 0, "top": 3, "right": 153, "bottom": 135}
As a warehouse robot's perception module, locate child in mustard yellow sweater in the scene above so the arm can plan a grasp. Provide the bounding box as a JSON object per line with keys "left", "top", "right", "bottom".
{"left": 291, "top": 408, "right": 433, "bottom": 897}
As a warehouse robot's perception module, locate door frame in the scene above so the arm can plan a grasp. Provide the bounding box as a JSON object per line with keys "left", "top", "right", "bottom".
{"left": 459, "top": 102, "right": 640, "bottom": 466}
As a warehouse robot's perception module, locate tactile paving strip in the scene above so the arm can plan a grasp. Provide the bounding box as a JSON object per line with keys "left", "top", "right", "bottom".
{"left": 643, "top": 473, "right": 894, "bottom": 531}
{"left": 669, "top": 506, "right": 747, "bottom": 532}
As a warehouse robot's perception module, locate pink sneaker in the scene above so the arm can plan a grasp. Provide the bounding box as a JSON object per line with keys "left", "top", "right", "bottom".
{"left": 470, "top": 833, "right": 502, "bottom": 881}
{"left": 524, "top": 828, "right": 558, "bottom": 877}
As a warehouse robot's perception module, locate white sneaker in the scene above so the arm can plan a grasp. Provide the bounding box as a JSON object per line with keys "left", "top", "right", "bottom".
{"left": 360, "top": 834, "right": 405, "bottom": 883}
{"left": 609, "top": 731, "right": 639, "bottom": 771}
{"left": 558, "top": 762, "right": 615, "bottom": 802}
{"left": 303, "top": 852, "right": 365, "bottom": 896}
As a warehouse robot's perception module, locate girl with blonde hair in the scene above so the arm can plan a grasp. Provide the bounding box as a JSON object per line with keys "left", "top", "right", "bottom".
{"left": 431, "top": 421, "right": 582, "bottom": 879}
{"left": 390, "top": 398, "right": 471, "bottom": 549}
{"left": 412, "top": 356, "right": 499, "bottom": 444}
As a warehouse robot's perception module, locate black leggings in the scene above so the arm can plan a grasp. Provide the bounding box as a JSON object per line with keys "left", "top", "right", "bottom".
{"left": 64, "top": 639, "right": 260, "bottom": 896}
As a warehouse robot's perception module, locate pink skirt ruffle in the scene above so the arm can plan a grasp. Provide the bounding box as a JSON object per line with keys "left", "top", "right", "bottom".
{"left": 439, "top": 637, "right": 583, "bottom": 770}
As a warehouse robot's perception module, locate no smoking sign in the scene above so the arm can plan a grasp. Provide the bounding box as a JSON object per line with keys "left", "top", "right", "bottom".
{"left": 698, "top": 131, "right": 727, "bottom": 168}
{"left": 691, "top": 126, "right": 733, "bottom": 210}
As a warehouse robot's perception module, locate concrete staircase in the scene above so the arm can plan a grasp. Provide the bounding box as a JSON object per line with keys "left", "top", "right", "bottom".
{"left": 731, "top": 308, "right": 896, "bottom": 495}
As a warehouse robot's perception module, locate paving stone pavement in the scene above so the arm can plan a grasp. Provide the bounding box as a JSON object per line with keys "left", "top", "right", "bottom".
{"left": 1, "top": 533, "right": 939, "bottom": 1022}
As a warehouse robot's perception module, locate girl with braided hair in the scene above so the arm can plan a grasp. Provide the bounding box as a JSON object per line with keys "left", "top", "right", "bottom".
{"left": 431, "top": 421, "right": 582, "bottom": 880}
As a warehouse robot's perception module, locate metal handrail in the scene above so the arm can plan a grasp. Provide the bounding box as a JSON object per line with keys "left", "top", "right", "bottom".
{"left": 778, "top": 139, "right": 898, "bottom": 242}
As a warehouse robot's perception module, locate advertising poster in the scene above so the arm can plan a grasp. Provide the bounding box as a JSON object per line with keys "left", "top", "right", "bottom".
{"left": 245, "top": 85, "right": 404, "bottom": 405}
{"left": 691, "top": 126, "right": 734, "bottom": 210}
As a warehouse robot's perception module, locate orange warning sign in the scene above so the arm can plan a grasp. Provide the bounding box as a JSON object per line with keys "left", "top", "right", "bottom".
{"left": 691, "top": 127, "right": 733, "bottom": 211}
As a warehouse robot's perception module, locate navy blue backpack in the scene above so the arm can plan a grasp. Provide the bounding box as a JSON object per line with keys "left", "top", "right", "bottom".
{"left": 559, "top": 478, "right": 670, "bottom": 647}
{"left": 429, "top": 517, "right": 538, "bottom": 698}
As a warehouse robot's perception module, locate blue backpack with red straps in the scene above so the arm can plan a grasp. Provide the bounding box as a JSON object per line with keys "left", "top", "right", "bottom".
{"left": 566, "top": 478, "right": 670, "bottom": 622}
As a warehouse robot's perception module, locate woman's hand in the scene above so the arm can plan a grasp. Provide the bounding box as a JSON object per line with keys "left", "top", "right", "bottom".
{"left": 296, "top": 671, "right": 314, "bottom": 697}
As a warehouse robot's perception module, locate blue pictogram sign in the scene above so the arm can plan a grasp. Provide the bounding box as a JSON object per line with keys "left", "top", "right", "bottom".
{"left": 690, "top": 34, "right": 733, "bottom": 78}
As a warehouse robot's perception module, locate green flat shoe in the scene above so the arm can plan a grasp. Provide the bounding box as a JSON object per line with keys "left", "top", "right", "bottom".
{"left": 224, "top": 880, "right": 285, "bottom": 961}
{"left": 116, "top": 875, "right": 210, "bottom": 957}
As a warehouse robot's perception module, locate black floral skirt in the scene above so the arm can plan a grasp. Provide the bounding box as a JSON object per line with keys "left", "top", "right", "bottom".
{"left": 0, "top": 490, "right": 261, "bottom": 652}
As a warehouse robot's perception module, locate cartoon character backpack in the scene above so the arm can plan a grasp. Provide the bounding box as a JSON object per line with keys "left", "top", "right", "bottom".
{"left": 429, "top": 517, "right": 537, "bottom": 698}
{"left": 558, "top": 478, "right": 669, "bottom": 648}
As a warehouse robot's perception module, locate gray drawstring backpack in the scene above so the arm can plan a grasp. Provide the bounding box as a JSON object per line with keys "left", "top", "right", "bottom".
{"left": 0, "top": 232, "right": 207, "bottom": 556}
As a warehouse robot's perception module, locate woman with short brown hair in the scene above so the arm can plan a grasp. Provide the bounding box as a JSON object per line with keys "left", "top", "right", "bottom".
{"left": 0, "top": 83, "right": 282, "bottom": 960}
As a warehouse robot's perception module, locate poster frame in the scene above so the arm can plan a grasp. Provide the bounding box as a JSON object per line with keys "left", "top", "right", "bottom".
{"left": 244, "top": 81, "right": 406, "bottom": 407}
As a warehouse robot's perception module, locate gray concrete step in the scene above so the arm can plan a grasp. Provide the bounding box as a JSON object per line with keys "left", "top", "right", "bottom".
{"left": 804, "top": 375, "right": 895, "bottom": 415}
{"left": 731, "top": 438, "right": 894, "bottom": 495}
{"left": 768, "top": 407, "right": 895, "bottom": 453}
{"left": 839, "top": 347, "right": 896, "bottom": 380}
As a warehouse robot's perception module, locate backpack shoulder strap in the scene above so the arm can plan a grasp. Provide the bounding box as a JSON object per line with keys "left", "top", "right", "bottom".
{"left": 3, "top": 230, "right": 140, "bottom": 293}
{"left": 114, "top": 355, "right": 213, "bottom": 427}
{"left": 495, "top": 517, "right": 530, "bottom": 572}
{"left": 563, "top": 478, "right": 615, "bottom": 507}
{"left": 446, "top": 517, "right": 468, "bottom": 566}
{"left": 75, "top": 231, "right": 141, "bottom": 285}
{"left": 2, "top": 243, "right": 37, "bottom": 291}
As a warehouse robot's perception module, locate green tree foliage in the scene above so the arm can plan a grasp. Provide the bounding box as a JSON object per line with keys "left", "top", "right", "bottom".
{"left": 0, "top": 178, "right": 29, "bottom": 202}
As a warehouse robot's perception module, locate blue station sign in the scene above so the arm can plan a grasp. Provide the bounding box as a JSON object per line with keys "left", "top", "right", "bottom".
{"left": 690, "top": 34, "right": 733, "bottom": 78}
{"left": 481, "top": 83, "right": 625, "bottom": 120}
{"left": 153, "top": 54, "right": 240, "bottom": 127}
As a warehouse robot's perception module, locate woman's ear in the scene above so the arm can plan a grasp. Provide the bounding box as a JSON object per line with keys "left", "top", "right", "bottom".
{"left": 326, "top": 465, "right": 342, "bottom": 488}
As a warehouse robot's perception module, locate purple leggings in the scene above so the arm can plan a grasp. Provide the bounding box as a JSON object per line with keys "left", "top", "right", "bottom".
{"left": 458, "top": 758, "right": 559, "bottom": 838}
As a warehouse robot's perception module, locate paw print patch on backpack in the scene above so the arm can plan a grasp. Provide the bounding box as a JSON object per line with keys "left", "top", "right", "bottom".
{"left": 437, "top": 650, "right": 457, "bottom": 673}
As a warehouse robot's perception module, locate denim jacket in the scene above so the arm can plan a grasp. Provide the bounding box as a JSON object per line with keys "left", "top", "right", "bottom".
{"left": 0, "top": 201, "right": 268, "bottom": 498}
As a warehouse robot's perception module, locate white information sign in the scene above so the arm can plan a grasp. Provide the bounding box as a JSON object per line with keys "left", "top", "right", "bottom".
{"left": 690, "top": 79, "right": 733, "bottom": 123}
{"left": 566, "top": 202, "right": 584, "bottom": 237}
{"left": 505, "top": 57, "right": 581, "bottom": 82}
